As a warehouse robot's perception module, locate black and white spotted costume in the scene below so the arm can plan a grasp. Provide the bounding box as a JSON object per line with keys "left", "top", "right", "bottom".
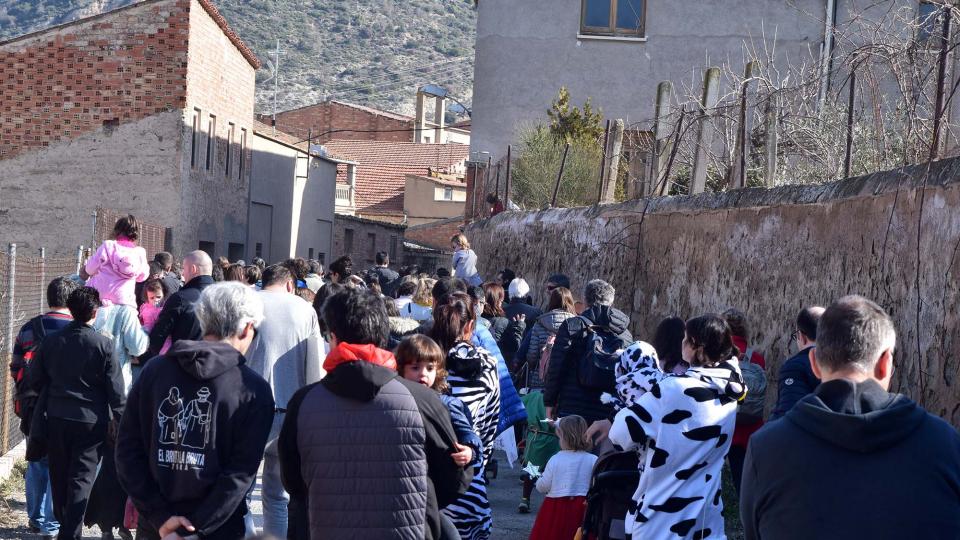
{"left": 608, "top": 341, "right": 746, "bottom": 540}
{"left": 443, "top": 342, "right": 501, "bottom": 540}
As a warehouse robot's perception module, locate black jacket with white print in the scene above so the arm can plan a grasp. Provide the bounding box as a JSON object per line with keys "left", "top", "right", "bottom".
{"left": 116, "top": 340, "right": 274, "bottom": 539}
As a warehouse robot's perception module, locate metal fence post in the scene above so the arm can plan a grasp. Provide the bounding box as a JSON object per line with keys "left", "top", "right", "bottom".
{"left": 2, "top": 243, "right": 15, "bottom": 454}
{"left": 39, "top": 247, "right": 46, "bottom": 315}
{"left": 76, "top": 245, "right": 84, "bottom": 275}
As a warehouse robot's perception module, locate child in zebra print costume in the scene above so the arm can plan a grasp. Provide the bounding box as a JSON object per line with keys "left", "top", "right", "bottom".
{"left": 442, "top": 342, "right": 501, "bottom": 540}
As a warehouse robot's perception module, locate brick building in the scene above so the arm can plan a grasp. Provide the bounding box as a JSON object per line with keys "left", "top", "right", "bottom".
{"left": 325, "top": 140, "right": 470, "bottom": 223}
{"left": 259, "top": 99, "right": 471, "bottom": 145}
{"left": 405, "top": 216, "right": 464, "bottom": 252}
{"left": 332, "top": 213, "right": 447, "bottom": 273}
{"left": 0, "top": 0, "right": 258, "bottom": 257}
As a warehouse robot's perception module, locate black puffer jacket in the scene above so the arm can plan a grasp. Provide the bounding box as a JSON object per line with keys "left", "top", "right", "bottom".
{"left": 279, "top": 360, "right": 470, "bottom": 540}
{"left": 147, "top": 275, "right": 215, "bottom": 358}
{"left": 543, "top": 305, "right": 632, "bottom": 423}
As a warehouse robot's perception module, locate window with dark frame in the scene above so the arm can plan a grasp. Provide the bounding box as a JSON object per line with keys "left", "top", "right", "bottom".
{"left": 389, "top": 235, "right": 398, "bottom": 261}
{"left": 206, "top": 114, "right": 216, "bottom": 171}
{"left": 255, "top": 242, "right": 263, "bottom": 257}
{"left": 344, "top": 228, "right": 354, "bottom": 254}
{"left": 581, "top": 0, "right": 645, "bottom": 38}
{"left": 191, "top": 108, "right": 200, "bottom": 168}
{"left": 226, "top": 122, "right": 235, "bottom": 178}
{"left": 239, "top": 128, "right": 247, "bottom": 182}
{"left": 308, "top": 248, "right": 314, "bottom": 259}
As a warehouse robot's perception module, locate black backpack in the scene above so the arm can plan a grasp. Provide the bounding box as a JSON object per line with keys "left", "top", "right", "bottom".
{"left": 13, "top": 317, "right": 46, "bottom": 433}
{"left": 575, "top": 316, "right": 623, "bottom": 394}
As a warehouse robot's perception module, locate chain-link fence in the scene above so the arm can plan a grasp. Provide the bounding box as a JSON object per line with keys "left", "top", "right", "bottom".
{"left": 0, "top": 245, "right": 83, "bottom": 455}
{"left": 0, "top": 208, "right": 167, "bottom": 456}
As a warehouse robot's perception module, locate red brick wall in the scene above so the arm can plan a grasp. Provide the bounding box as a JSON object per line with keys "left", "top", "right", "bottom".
{"left": 264, "top": 101, "right": 414, "bottom": 143}
{"left": 405, "top": 218, "right": 462, "bottom": 252}
{"left": 0, "top": 0, "right": 190, "bottom": 160}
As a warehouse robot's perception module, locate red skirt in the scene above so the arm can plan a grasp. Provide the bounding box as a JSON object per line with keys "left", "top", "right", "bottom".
{"left": 529, "top": 495, "right": 587, "bottom": 540}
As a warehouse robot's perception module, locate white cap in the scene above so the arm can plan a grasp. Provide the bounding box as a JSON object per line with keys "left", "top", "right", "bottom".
{"left": 508, "top": 278, "right": 530, "bottom": 299}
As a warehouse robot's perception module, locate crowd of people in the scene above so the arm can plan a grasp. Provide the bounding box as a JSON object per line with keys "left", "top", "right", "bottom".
{"left": 8, "top": 215, "right": 960, "bottom": 540}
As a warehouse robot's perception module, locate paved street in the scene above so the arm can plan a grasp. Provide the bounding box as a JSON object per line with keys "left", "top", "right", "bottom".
{"left": 1, "top": 451, "right": 537, "bottom": 539}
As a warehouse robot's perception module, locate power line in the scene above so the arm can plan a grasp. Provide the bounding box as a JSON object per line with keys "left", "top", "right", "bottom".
{"left": 322, "top": 67, "right": 471, "bottom": 102}
{"left": 323, "top": 56, "right": 469, "bottom": 91}
{"left": 321, "top": 61, "right": 471, "bottom": 98}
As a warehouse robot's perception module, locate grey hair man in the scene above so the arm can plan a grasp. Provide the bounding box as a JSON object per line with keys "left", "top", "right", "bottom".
{"left": 118, "top": 282, "right": 274, "bottom": 540}
{"left": 740, "top": 295, "right": 960, "bottom": 540}
{"left": 245, "top": 264, "right": 324, "bottom": 538}
{"left": 543, "top": 278, "right": 632, "bottom": 424}
{"left": 147, "top": 251, "right": 215, "bottom": 358}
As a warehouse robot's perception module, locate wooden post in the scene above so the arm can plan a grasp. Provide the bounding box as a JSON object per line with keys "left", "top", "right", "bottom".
{"left": 843, "top": 66, "right": 856, "bottom": 180}
{"left": 551, "top": 143, "right": 571, "bottom": 208}
{"left": 649, "top": 81, "right": 673, "bottom": 196}
{"left": 504, "top": 145, "right": 512, "bottom": 209}
{"left": 691, "top": 67, "right": 721, "bottom": 194}
{"left": 658, "top": 109, "right": 686, "bottom": 195}
{"left": 930, "top": 4, "right": 952, "bottom": 162}
{"left": 601, "top": 119, "right": 625, "bottom": 203}
{"left": 765, "top": 93, "right": 780, "bottom": 187}
{"left": 730, "top": 61, "right": 759, "bottom": 189}
{"left": 597, "top": 119, "right": 611, "bottom": 203}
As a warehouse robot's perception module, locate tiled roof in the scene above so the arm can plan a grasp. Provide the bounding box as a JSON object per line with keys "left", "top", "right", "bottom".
{"left": 325, "top": 140, "right": 469, "bottom": 215}
{"left": 408, "top": 173, "right": 468, "bottom": 188}
{"left": 252, "top": 121, "right": 354, "bottom": 162}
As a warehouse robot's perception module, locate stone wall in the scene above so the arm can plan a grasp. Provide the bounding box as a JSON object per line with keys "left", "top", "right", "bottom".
{"left": 467, "top": 157, "right": 960, "bottom": 426}
{"left": 334, "top": 214, "right": 405, "bottom": 269}
{"left": 0, "top": 112, "right": 183, "bottom": 256}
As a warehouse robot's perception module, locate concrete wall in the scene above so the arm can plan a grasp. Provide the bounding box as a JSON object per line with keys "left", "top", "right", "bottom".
{"left": 249, "top": 134, "right": 337, "bottom": 264}
{"left": 470, "top": 0, "right": 918, "bottom": 161}
{"left": 0, "top": 112, "right": 183, "bottom": 256}
{"left": 467, "top": 157, "right": 960, "bottom": 427}
{"left": 404, "top": 174, "right": 467, "bottom": 225}
{"left": 294, "top": 156, "right": 336, "bottom": 264}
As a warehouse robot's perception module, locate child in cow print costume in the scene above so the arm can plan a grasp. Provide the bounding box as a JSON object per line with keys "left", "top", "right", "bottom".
{"left": 609, "top": 314, "right": 746, "bottom": 540}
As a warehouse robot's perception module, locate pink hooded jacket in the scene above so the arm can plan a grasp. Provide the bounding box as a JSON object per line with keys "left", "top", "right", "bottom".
{"left": 85, "top": 237, "right": 149, "bottom": 307}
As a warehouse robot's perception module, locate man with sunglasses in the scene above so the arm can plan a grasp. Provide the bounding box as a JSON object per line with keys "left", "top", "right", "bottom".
{"left": 770, "top": 306, "right": 825, "bottom": 420}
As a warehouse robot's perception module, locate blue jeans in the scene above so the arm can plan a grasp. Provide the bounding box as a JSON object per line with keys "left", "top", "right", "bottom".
{"left": 261, "top": 440, "right": 289, "bottom": 538}
{"left": 26, "top": 459, "right": 59, "bottom": 535}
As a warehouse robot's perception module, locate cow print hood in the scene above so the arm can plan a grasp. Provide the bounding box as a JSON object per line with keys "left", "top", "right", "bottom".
{"left": 609, "top": 342, "right": 746, "bottom": 412}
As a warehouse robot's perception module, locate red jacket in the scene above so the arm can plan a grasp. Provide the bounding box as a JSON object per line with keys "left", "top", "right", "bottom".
{"left": 732, "top": 335, "right": 765, "bottom": 448}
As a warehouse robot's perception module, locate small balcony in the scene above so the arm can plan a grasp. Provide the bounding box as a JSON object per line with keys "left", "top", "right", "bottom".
{"left": 336, "top": 183, "right": 354, "bottom": 212}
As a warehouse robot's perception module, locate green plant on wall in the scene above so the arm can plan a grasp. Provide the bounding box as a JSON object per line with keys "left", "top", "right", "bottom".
{"left": 547, "top": 87, "right": 604, "bottom": 143}
{"left": 511, "top": 124, "right": 604, "bottom": 209}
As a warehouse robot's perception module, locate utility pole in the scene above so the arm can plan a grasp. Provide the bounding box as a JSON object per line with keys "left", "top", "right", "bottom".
{"left": 271, "top": 39, "right": 286, "bottom": 134}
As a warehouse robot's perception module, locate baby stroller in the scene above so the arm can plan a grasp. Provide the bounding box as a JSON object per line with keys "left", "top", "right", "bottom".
{"left": 577, "top": 451, "right": 640, "bottom": 540}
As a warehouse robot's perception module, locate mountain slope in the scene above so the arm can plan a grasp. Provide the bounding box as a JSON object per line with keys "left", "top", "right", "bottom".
{"left": 0, "top": 0, "right": 476, "bottom": 117}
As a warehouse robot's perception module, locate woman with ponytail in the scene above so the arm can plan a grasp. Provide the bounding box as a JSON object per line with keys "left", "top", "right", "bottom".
{"left": 608, "top": 314, "right": 747, "bottom": 540}
{"left": 431, "top": 292, "right": 501, "bottom": 540}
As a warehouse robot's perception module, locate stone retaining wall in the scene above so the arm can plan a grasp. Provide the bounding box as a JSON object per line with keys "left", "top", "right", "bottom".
{"left": 468, "top": 157, "right": 960, "bottom": 425}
